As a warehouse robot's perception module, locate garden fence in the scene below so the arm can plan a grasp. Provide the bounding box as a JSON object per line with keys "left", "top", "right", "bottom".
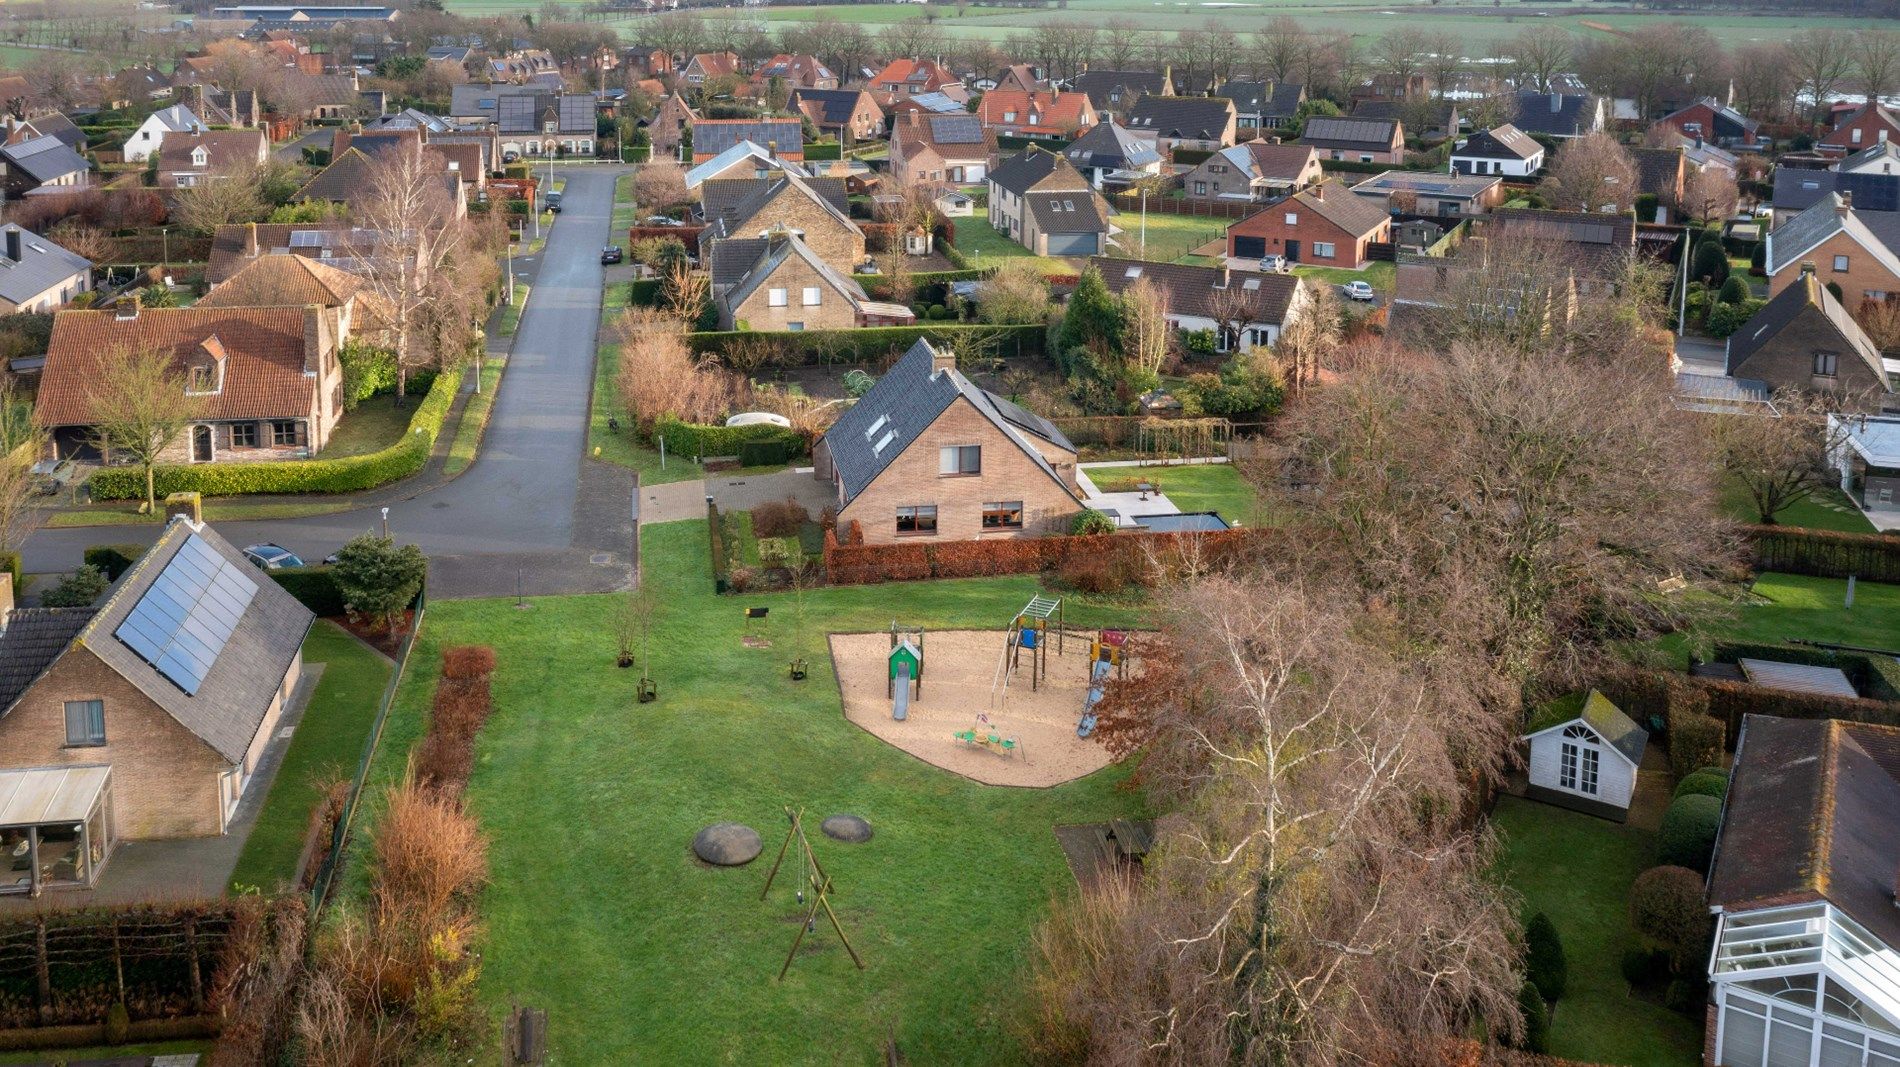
{"left": 0, "top": 901, "right": 243, "bottom": 1032}
{"left": 304, "top": 583, "right": 428, "bottom": 913}
{"left": 1106, "top": 192, "right": 1257, "bottom": 220}
{"left": 1050, "top": 416, "right": 1238, "bottom": 459}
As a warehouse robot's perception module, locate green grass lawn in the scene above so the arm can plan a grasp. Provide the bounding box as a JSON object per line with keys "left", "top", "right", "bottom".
{"left": 587, "top": 338, "right": 705, "bottom": 484}
{"left": 1491, "top": 796, "right": 1703, "bottom": 1067}
{"left": 0, "top": 1040, "right": 214, "bottom": 1065}
{"left": 1718, "top": 573, "right": 1900, "bottom": 651}
{"left": 1292, "top": 259, "right": 1397, "bottom": 291}
{"left": 495, "top": 283, "right": 529, "bottom": 338}
{"left": 612, "top": 170, "right": 638, "bottom": 235}
{"left": 1107, "top": 211, "right": 1228, "bottom": 264}
{"left": 1718, "top": 479, "right": 1874, "bottom": 534}
{"left": 44, "top": 498, "right": 359, "bottom": 528}
{"left": 1092, "top": 463, "right": 1268, "bottom": 526}
{"left": 339, "top": 520, "right": 1148, "bottom": 1063}
{"left": 319, "top": 399, "right": 410, "bottom": 459}
{"left": 226, "top": 622, "right": 392, "bottom": 893}
{"left": 445, "top": 355, "right": 506, "bottom": 478}
{"left": 948, "top": 217, "right": 1071, "bottom": 276}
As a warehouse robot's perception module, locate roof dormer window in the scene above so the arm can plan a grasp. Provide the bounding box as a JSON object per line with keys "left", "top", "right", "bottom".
{"left": 191, "top": 147, "right": 208, "bottom": 167}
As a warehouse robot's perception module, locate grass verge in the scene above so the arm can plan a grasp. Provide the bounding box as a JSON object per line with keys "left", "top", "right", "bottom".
{"left": 1492, "top": 796, "right": 1703, "bottom": 1067}
{"left": 495, "top": 283, "right": 529, "bottom": 338}
{"left": 43, "top": 498, "right": 360, "bottom": 527}
{"left": 587, "top": 338, "right": 705, "bottom": 484}
{"left": 1718, "top": 479, "right": 1873, "bottom": 534}
{"left": 445, "top": 355, "right": 507, "bottom": 478}
{"left": 226, "top": 621, "right": 393, "bottom": 893}
{"left": 336, "top": 519, "right": 1148, "bottom": 1063}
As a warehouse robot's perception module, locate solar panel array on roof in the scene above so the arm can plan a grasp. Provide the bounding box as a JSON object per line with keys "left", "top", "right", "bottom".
{"left": 113, "top": 533, "right": 258, "bottom": 696}
{"left": 929, "top": 115, "right": 984, "bottom": 144}
{"left": 558, "top": 95, "right": 593, "bottom": 131}
{"left": 1840, "top": 172, "right": 1900, "bottom": 213}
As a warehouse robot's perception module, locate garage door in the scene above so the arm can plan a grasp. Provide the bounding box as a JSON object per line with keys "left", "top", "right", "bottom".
{"left": 1044, "top": 232, "right": 1098, "bottom": 256}
{"left": 1232, "top": 236, "right": 1266, "bottom": 259}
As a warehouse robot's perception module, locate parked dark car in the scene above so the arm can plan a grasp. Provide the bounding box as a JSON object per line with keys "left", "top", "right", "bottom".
{"left": 242, "top": 543, "right": 305, "bottom": 570}
{"left": 601, "top": 246, "right": 623, "bottom": 264}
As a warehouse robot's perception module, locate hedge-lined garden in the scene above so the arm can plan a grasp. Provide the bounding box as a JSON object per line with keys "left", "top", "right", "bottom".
{"left": 1744, "top": 524, "right": 1900, "bottom": 582}
{"left": 88, "top": 368, "right": 463, "bottom": 500}
{"left": 651, "top": 416, "right": 803, "bottom": 463}
{"left": 683, "top": 323, "right": 1045, "bottom": 364}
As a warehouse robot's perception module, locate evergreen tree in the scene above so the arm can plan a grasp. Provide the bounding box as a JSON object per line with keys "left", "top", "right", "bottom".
{"left": 1059, "top": 266, "right": 1121, "bottom": 358}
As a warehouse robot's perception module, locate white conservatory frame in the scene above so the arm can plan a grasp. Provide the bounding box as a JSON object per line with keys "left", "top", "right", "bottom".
{"left": 1709, "top": 900, "right": 1900, "bottom": 1067}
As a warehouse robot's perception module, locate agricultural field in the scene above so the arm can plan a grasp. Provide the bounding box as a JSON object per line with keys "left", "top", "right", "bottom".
{"left": 508, "top": 0, "right": 1889, "bottom": 53}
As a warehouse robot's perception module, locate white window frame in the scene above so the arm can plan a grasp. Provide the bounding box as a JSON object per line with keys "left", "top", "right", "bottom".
{"left": 768, "top": 287, "right": 788, "bottom": 307}
{"left": 802, "top": 286, "right": 821, "bottom": 306}
{"left": 1312, "top": 241, "right": 1336, "bottom": 259}
{"left": 1833, "top": 254, "right": 1850, "bottom": 272}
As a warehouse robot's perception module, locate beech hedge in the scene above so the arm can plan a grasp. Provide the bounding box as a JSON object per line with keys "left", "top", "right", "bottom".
{"left": 1744, "top": 524, "right": 1900, "bottom": 583}
{"left": 683, "top": 323, "right": 1044, "bottom": 364}
{"left": 653, "top": 417, "right": 802, "bottom": 460}
{"left": 89, "top": 367, "right": 463, "bottom": 500}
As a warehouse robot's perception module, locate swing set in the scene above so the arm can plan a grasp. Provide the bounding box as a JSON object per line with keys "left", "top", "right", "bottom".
{"left": 760, "top": 807, "right": 866, "bottom": 981}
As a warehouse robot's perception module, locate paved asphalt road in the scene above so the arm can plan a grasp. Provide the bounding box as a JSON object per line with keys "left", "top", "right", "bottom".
{"left": 22, "top": 166, "right": 637, "bottom": 599}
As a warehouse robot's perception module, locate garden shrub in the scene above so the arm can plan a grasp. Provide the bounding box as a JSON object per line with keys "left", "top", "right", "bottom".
{"left": 1621, "top": 946, "right": 1671, "bottom": 988}
{"left": 339, "top": 340, "right": 398, "bottom": 410}
{"left": 1630, "top": 865, "right": 1710, "bottom": 972}
{"left": 1657, "top": 795, "right": 1722, "bottom": 873}
{"left": 1717, "top": 275, "right": 1750, "bottom": 305}
{"left": 0, "top": 551, "right": 21, "bottom": 593}
{"left": 1705, "top": 299, "right": 1765, "bottom": 338}
{"left": 684, "top": 322, "right": 1043, "bottom": 365}
{"left": 83, "top": 543, "right": 146, "bottom": 581}
{"left": 332, "top": 533, "right": 427, "bottom": 632}
{"left": 737, "top": 437, "right": 793, "bottom": 467}
{"left": 89, "top": 367, "right": 463, "bottom": 499}
{"left": 268, "top": 566, "right": 346, "bottom": 617}
{"left": 1745, "top": 524, "right": 1900, "bottom": 583}
{"left": 42, "top": 565, "right": 109, "bottom": 607}
{"left": 105, "top": 1001, "right": 130, "bottom": 1044}
{"left": 653, "top": 417, "right": 801, "bottom": 461}
{"left": 1523, "top": 912, "right": 1567, "bottom": 1002}
{"left": 1672, "top": 769, "right": 1728, "bottom": 801}
{"left": 1071, "top": 509, "right": 1116, "bottom": 536}
{"left": 441, "top": 645, "right": 497, "bottom": 680}
{"left": 1691, "top": 238, "right": 1728, "bottom": 285}
{"left": 414, "top": 646, "right": 495, "bottom": 795}
{"left": 751, "top": 498, "right": 809, "bottom": 538}
{"left": 1515, "top": 981, "right": 1550, "bottom": 1053}
{"left": 1665, "top": 977, "right": 1706, "bottom": 1015}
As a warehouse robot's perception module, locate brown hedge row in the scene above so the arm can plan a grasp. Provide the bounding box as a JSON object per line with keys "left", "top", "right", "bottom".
{"left": 821, "top": 522, "right": 1284, "bottom": 585}
{"left": 1743, "top": 524, "right": 1900, "bottom": 582}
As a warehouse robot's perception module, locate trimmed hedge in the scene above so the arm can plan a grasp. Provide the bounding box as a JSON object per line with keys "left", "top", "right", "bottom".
{"left": 1744, "top": 524, "right": 1900, "bottom": 583}
{"left": 823, "top": 523, "right": 1283, "bottom": 585}
{"left": 684, "top": 323, "right": 1045, "bottom": 365}
{"left": 627, "top": 277, "right": 664, "bottom": 306}
{"left": 653, "top": 417, "right": 802, "bottom": 461}
{"left": 1672, "top": 770, "right": 1728, "bottom": 801}
{"left": 1658, "top": 793, "right": 1722, "bottom": 873}
{"left": 853, "top": 267, "right": 990, "bottom": 304}
{"left": 1711, "top": 639, "right": 1900, "bottom": 702}
{"left": 268, "top": 565, "right": 347, "bottom": 617}
{"left": 83, "top": 543, "right": 146, "bottom": 581}
{"left": 89, "top": 367, "right": 464, "bottom": 500}
{"left": 1524, "top": 913, "right": 1568, "bottom": 1002}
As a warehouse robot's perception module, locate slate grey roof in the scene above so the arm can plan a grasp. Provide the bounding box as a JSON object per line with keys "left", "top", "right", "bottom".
{"left": 722, "top": 232, "right": 866, "bottom": 313}
{"left": 989, "top": 146, "right": 1089, "bottom": 196}
{"left": 0, "top": 608, "right": 96, "bottom": 714}
{"left": 450, "top": 82, "right": 535, "bottom": 120}
{"left": 700, "top": 173, "right": 856, "bottom": 233}
{"left": 1841, "top": 140, "right": 1900, "bottom": 175}
{"left": 495, "top": 93, "right": 592, "bottom": 134}
{"left": 1263, "top": 84, "right": 1305, "bottom": 121}
{"left": 1063, "top": 121, "right": 1161, "bottom": 171}
{"left": 1510, "top": 90, "right": 1596, "bottom": 138}
{"left": 1092, "top": 258, "right": 1300, "bottom": 325}
{"left": 1455, "top": 124, "right": 1542, "bottom": 161}
{"left": 1216, "top": 81, "right": 1270, "bottom": 115}
{"left": 23, "top": 114, "right": 86, "bottom": 153}
{"left": 1774, "top": 168, "right": 1900, "bottom": 215}
{"left": 1352, "top": 171, "right": 1500, "bottom": 201}
{"left": 708, "top": 237, "right": 768, "bottom": 287}
{"left": 1765, "top": 193, "right": 1889, "bottom": 276}
{"left": 1025, "top": 190, "right": 1106, "bottom": 233}
{"left": 1126, "top": 96, "right": 1234, "bottom": 140}
{"left": 692, "top": 119, "right": 803, "bottom": 159}
{"left": 1352, "top": 99, "right": 1457, "bottom": 130}
{"left": 1, "top": 135, "right": 87, "bottom": 184}
{"left": 79, "top": 518, "right": 314, "bottom": 764}
{"left": 823, "top": 339, "right": 1077, "bottom": 507}
{"left": 1726, "top": 269, "right": 1888, "bottom": 387}
{"left": 0, "top": 225, "right": 90, "bottom": 305}
{"left": 1070, "top": 70, "right": 1169, "bottom": 111}
{"left": 1299, "top": 116, "right": 1399, "bottom": 152}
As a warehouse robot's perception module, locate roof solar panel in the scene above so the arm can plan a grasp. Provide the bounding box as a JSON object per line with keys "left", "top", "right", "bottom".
{"left": 113, "top": 533, "right": 258, "bottom": 695}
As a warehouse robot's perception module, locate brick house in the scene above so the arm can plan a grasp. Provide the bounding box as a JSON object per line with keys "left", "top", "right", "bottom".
{"left": 154, "top": 129, "right": 270, "bottom": 189}
{"left": 888, "top": 111, "right": 996, "bottom": 186}
{"left": 0, "top": 518, "right": 313, "bottom": 896}
{"left": 1726, "top": 265, "right": 1891, "bottom": 403}
{"left": 1297, "top": 116, "right": 1404, "bottom": 164}
{"left": 752, "top": 53, "right": 837, "bottom": 92}
{"left": 866, "top": 58, "right": 967, "bottom": 107}
{"left": 1092, "top": 258, "right": 1309, "bottom": 351}
{"left": 35, "top": 302, "right": 348, "bottom": 464}
{"left": 648, "top": 94, "right": 698, "bottom": 157}
{"left": 1181, "top": 140, "right": 1322, "bottom": 202}
{"left": 974, "top": 89, "right": 1096, "bottom": 140}
{"left": 712, "top": 231, "right": 913, "bottom": 331}
{"left": 988, "top": 147, "right": 1110, "bottom": 256}
{"left": 1631, "top": 146, "right": 1687, "bottom": 215}
{"left": 1659, "top": 96, "right": 1760, "bottom": 148}
{"left": 685, "top": 141, "right": 808, "bottom": 189}
{"left": 1225, "top": 183, "right": 1391, "bottom": 268}
{"left": 0, "top": 224, "right": 91, "bottom": 315}
{"left": 790, "top": 88, "right": 884, "bottom": 143}
{"left": 696, "top": 172, "right": 865, "bottom": 269}
{"left": 817, "top": 339, "right": 1082, "bottom": 544}
{"left": 198, "top": 252, "right": 390, "bottom": 346}
{"left": 1765, "top": 193, "right": 1900, "bottom": 312}
{"left": 682, "top": 51, "right": 740, "bottom": 88}
{"left": 1818, "top": 102, "right": 1900, "bottom": 157}
{"left": 1124, "top": 96, "right": 1237, "bottom": 152}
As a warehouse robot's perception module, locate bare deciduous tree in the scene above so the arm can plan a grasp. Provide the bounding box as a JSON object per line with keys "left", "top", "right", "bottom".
{"left": 85, "top": 345, "right": 203, "bottom": 512}
{"left": 1273, "top": 279, "right": 1340, "bottom": 393}
{"left": 0, "top": 380, "right": 43, "bottom": 553}
{"left": 1509, "top": 25, "right": 1574, "bottom": 94}
{"left": 1856, "top": 30, "right": 1900, "bottom": 104}
{"left": 631, "top": 158, "right": 690, "bottom": 216}
{"left": 167, "top": 160, "right": 269, "bottom": 234}
{"left": 1708, "top": 391, "right": 1858, "bottom": 525}
{"left": 1731, "top": 44, "right": 1794, "bottom": 124}
{"left": 1787, "top": 28, "right": 1855, "bottom": 126}
{"left": 1681, "top": 165, "right": 1739, "bottom": 226}
{"left": 1252, "top": 16, "right": 1307, "bottom": 84}
{"left": 352, "top": 143, "right": 470, "bottom": 401}
{"left": 612, "top": 308, "right": 740, "bottom": 432}
{"left": 975, "top": 258, "right": 1051, "bottom": 326}
{"left": 1541, "top": 131, "right": 1639, "bottom": 214}
{"left": 1120, "top": 277, "right": 1171, "bottom": 380}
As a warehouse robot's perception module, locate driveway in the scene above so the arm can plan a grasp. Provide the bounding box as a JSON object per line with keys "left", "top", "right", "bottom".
{"left": 22, "top": 166, "right": 637, "bottom": 599}
{"left": 1674, "top": 334, "right": 1728, "bottom": 374}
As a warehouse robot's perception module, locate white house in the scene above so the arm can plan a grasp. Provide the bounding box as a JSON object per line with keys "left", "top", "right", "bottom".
{"left": 1705, "top": 715, "right": 1900, "bottom": 1067}
{"left": 1520, "top": 690, "right": 1646, "bottom": 820}
{"left": 1092, "top": 259, "right": 1309, "bottom": 352}
{"left": 1450, "top": 124, "right": 1544, "bottom": 179}
{"left": 123, "top": 104, "right": 204, "bottom": 163}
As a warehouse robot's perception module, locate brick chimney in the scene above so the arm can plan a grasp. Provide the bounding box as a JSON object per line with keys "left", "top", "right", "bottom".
{"left": 1312, "top": 182, "right": 1325, "bottom": 201}
{"left": 116, "top": 294, "right": 141, "bottom": 320}
{"left": 1839, "top": 191, "right": 1853, "bottom": 216}
{"left": 931, "top": 345, "right": 956, "bottom": 375}
{"left": 245, "top": 221, "right": 259, "bottom": 258}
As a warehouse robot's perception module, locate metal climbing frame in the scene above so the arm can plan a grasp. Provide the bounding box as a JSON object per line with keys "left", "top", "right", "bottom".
{"left": 990, "top": 596, "right": 1063, "bottom": 709}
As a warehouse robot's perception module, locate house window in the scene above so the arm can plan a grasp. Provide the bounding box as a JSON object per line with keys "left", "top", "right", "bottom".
{"left": 231, "top": 423, "right": 258, "bottom": 448}
{"left": 1558, "top": 724, "right": 1600, "bottom": 796}
{"left": 939, "top": 444, "right": 981, "bottom": 475}
{"left": 1852, "top": 128, "right": 1863, "bottom": 144}
{"left": 63, "top": 700, "right": 104, "bottom": 747}
{"left": 1193, "top": 181, "right": 1206, "bottom": 195}
{"left": 1358, "top": 154, "right": 1373, "bottom": 163}
{"left": 187, "top": 365, "right": 216, "bottom": 393}
{"left": 787, "top": 322, "right": 804, "bottom": 331}
{"left": 802, "top": 287, "right": 821, "bottom": 306}
{"left": 982, "top": 501, "right": 1024, "bottom": 529}
{"left": 1283, "top": 212, "right": 1298, "bottom": 225}
{"left": 769, "top": 288, "right": 788, "bottom": 307}
{"left": 1833, "top": 255, "right": 1850, "bottom": 272}
{"left": 1313, "top": 241, "right": 1336, "bottom": 259}
{"left": 271, "top": 420, "right": 298, "bottom": 446}
{"left": 1813, "top": 352, "right": 1839, "bottom": 377}
{"left": 896, "top": 505, "right": 938, "bottom": 535}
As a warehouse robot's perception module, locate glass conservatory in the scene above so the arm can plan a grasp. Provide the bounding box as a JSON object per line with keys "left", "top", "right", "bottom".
{"left": 1711, "top": 901, "right": 1900, "bottom": 1067}
{"left": 0, "top": 765, "right": 113, "bottom": 897}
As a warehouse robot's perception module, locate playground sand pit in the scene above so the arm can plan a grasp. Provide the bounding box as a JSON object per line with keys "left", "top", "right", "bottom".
{"left": 830, "top": 630, "right": 1116, "bottom": 787}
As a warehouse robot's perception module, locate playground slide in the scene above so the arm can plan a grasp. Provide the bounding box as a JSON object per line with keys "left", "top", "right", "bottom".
{"left": 1077, "top": 659, "right": 1111, "bottom": 738}
{"left": 893, "top": 662, "right": 910, "bottom": 721}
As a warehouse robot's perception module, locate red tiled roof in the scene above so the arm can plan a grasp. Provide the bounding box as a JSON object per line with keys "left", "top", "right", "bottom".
{"left": 35, "top": 306, "right": 325, "bottom": 427}
{"left": 975, "top": 90, "right": 1092, "bottom": 135}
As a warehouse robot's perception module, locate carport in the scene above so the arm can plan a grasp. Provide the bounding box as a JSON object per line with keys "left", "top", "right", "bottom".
{"left": 0, "top": 765, "right": 113, "bottom": 897}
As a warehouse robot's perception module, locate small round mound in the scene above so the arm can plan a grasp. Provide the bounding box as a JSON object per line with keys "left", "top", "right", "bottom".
{"left": 821, "top": 814, "right": 873, "bottom": 843}
{"left": 693, "top": 823, "right": 763, "bottom": 866}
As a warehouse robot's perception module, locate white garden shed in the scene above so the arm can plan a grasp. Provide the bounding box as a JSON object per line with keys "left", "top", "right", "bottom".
{"left": 1521, "top": 690, "right": 1649, "bottom": 821}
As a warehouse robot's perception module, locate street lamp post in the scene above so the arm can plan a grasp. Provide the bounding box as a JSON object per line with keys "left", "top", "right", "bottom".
{"left": 380, "top": 507, "right": 390, "bottom": 538}
{"left": 160, "top": 227, "right": 169, "bottom": 277}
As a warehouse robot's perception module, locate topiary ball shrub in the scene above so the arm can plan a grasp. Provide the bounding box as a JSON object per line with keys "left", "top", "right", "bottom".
{"left": 1717, "top": 275, "right": 1750, "bottom": 305}
{"left": 1672, "top": 769, "right": 1728, "bottom": 802}
{"left": 1515, "top": 980, "right": 1550, "bottom": 1053}
{"left": 1630, "top": 864, "right": 1712, "bottom": 972}
{"left": 1070, "top": 509, "right": 1116, "bottom": 536}
{"left": 1524, "top": 912, "right": 1568, "bottom": 1002}
{"left": 1665, "top": 977, "right": 1706, "bottom": 1015}
{"left": 1658, "top": 794, "right": 1722, "bottom": 873}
